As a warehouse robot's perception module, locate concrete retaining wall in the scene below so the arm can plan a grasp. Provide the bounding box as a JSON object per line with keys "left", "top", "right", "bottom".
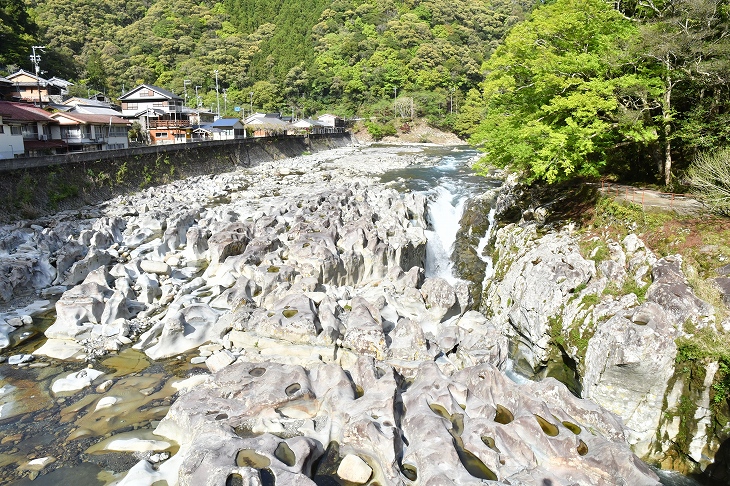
{"left": 0, "top": 133, "right": 354, "bottom": 222}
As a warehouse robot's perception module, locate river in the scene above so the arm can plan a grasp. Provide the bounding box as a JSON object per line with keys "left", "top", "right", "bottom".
{"left": 0, "top": 144, "right": 711, "bottom": 485}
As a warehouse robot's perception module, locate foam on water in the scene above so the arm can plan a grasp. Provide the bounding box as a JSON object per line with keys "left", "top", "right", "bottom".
{"left": 425, "top": 183, "right": 468, "bottom": 284}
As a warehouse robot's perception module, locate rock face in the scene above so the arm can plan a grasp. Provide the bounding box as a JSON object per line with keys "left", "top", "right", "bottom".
{"left": 481, "top": 218, "right": 726, "bottom": 473}
{"left": 481, "top": 223, "right": 596, "bottom": 374}
{"left": 148, "top": 359, "right": 659, "bottom": 486}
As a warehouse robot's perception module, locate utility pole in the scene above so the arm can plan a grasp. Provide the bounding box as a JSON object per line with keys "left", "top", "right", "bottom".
{"left": 214, "top": 70, "right": 220, "bottom": 117}
{"left": 249, "top": 91, "right": 254, "bottom": 114}
{"left": 223, "top": 88, "right": 227, "bottom": 116}
{"left": 393, "top": 87, "right": 397, "bottom": 117}
{"left": 30, "top": 45, "right": 45, "bottom": 106}
{"left": 183, "top": 79, "right": 191, "bottom": 107}
{"left": 195, "top": 85, "right": 202, "bottom": 108}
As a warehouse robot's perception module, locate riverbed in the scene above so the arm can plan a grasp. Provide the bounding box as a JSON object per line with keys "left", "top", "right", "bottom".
{"left": 0, "top": 144, "right": 708, "bottom": 485}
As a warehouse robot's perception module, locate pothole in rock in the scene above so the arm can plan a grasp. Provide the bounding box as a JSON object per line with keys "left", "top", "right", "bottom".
{"left": 578, "top": 439, "right": 589, "bottom": 456}
{"left": 481, "top": 436, "right": 500, "bottom": 453}
{"left": 226, "top": 473, "right": 244, "bottom": 486}
{"left": 561, "top": 420, "right": 581, "bottom": 435}
{"left": 274, "top": 442, "right": 296, "bottom": 467}
{"left": 401, "top": 463, "right": 417, "bottom": 481}
{"left": 429, "top": 402, "right": 497, "bottom": 481}
{"left": 285, "top": 383, "right": 301, "bottom": 396}
{"left": 249, "top": 367, "right": 266, "bottom": 377}
{"left": 282, "top": 309, "right": 299, "bottom": 318}
{"left": 235, "top": 449, "right": 270, "bottom": 468}
{"left": 534, "top": 414, "right": 559, "bottom": 437}
{"left": 494, "top": 404, "right": 513, "bottom": 425}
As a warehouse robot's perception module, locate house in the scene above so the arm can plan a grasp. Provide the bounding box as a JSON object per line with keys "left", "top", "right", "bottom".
{"left": 207, "top": 118, "right": 246, "bottom": 140}
{"left": 317, "top": 114, "right": 345, "bottom": 132}
{"left": 244, "top": 113, "right": 290, "bottom": 137}
{"left": 0, "top": 101, "right": 67, "bottom": 158}
{"left": 6, "top": 70, "right": 73, "bottom": 104}
{"left": 119, "top": 84, "right": 188, "bottom": 144}
{"left": 184, "top": 107, "right": 215, "bottom": 127}
{"left": 291, "top": 118, "right": 327, "bottom": 135}
{"left": 50, "top": 112, "right": 130, "bottom": 152}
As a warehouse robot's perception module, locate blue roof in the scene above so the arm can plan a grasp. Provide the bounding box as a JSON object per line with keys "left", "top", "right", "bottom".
{"left": 210, "top": 118, "right": 242, "bottom": 128}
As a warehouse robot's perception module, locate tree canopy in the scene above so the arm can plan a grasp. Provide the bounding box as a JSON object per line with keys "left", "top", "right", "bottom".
{"left": 471, "top": 0, "right": 661, "bottom": 183}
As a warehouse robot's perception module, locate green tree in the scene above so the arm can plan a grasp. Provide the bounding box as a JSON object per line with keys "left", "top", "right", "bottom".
{"left": 623, "top": 0, "right": 730, "bottom": 186}
{"left": 0, "top": 0, "right": 38, "bottom": 68}
{"left": 471, "top": 0, "right": 660, "bottom": 183}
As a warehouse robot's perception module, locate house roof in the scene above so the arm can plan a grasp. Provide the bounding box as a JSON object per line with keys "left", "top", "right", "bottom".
{"left": 210, "top": 118, "right": 243, "bottom": 128}
{"left": 119, "top": 84, "right": 182, "bottom": 101}
{"left": 51, "top": 112, "right": 130, "bottom": 125}
{"left": 63, "top": 97, "right": 118, "bottom": 108}
{"left": 70, "top": 106, "right": 123, "bottom": 116}
{"left": 6, "top": 69, "right": 49, "bottom": 86}
{"left": 132, "top": 107, "right": 167, "bottom": 117}
{"left": 0, "top": 76, "right": 12, "bottom": 86}
{"left": 47, "top": 77, "right": 73, "bottom": 88}
{"left": 293, "top": 118, "right": 324, "bottom": 128}
{"left": 0, "top": 101, "right": 56, "bottom": 122}
{"left": 244, "top": 113, "right": 289, "bottom": 127}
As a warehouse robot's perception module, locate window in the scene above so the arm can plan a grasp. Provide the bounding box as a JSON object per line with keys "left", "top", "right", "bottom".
{"left": 155, "top": 132, "right": 168, "bottom": 138}
{"left": 10, "top": 125, "right": 22, "bottom": 135}
{"left": 153, "top": 102, "right": 166, "bottom": 107}
{"left": 109, "top": 126, "right": 128, "bottom": 137}
{"left": 140, "top": 89, "right": 152, "bottom": 97}
{"left": 21, "top": 124, "right": 38, "bottom": 139}
{"left": 123, "top": 102, "right": 138, "bottom": 110}
{"left": 0, "top": 125, "right": 4, "bottom": 134}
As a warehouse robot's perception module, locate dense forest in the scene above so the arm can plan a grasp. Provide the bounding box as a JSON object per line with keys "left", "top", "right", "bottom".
{"left": 2, "top": 0, "right": 730, "bottom": 188}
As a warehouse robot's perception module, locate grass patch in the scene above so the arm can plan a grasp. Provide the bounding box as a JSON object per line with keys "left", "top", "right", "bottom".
{"left": 676, "top": 327, "right": 730, "bottom": 409}
{"left": 602, "top": 278, "right": 649, "bottom": 302}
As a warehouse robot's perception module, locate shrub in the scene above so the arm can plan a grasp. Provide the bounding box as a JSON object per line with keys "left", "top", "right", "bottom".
{"left": 365, "top": 121, "right": 397, "bottom": 141}
{"left": 687, "top": 147, "right": 730, "bottom": 216}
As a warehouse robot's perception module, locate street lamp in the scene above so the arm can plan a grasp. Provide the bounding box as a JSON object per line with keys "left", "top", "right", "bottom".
{"left": 214, "top": 70, "right": 220, "bottom": 118}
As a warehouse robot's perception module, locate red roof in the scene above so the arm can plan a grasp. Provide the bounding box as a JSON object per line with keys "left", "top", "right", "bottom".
{"left": 0, "top": 101, "right": 56, "bottom": 122}
{"left": 51, "top": 112, "right": 130, "bottom": 125}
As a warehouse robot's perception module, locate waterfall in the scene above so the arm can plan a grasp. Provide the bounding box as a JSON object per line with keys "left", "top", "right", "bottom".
{"left": 424, "top": 183, "right": 468, "bottom": 284}
{"left": 476, "top": 206, "right": 497, "bottom": 285}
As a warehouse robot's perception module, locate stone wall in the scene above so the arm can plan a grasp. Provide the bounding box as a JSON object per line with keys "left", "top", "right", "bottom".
{"left": 0, "top": 133, "right": 354, "bottom": 222}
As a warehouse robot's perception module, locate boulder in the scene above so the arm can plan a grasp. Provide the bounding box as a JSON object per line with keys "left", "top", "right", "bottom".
{"left": 144, "top": 304, "right": 228, "bottom": 360}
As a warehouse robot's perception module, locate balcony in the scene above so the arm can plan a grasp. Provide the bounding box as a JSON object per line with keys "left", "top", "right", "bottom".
{"left": 148, "top": 119, "right": 191, "bottom": 128}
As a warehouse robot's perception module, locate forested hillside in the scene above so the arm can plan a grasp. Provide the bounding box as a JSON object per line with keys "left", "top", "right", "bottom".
{"left": 5, "top": 0, "right": 533, "bottom": 122}
{"left": 3, "top": 0, "right": 730, "bottom": 188}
